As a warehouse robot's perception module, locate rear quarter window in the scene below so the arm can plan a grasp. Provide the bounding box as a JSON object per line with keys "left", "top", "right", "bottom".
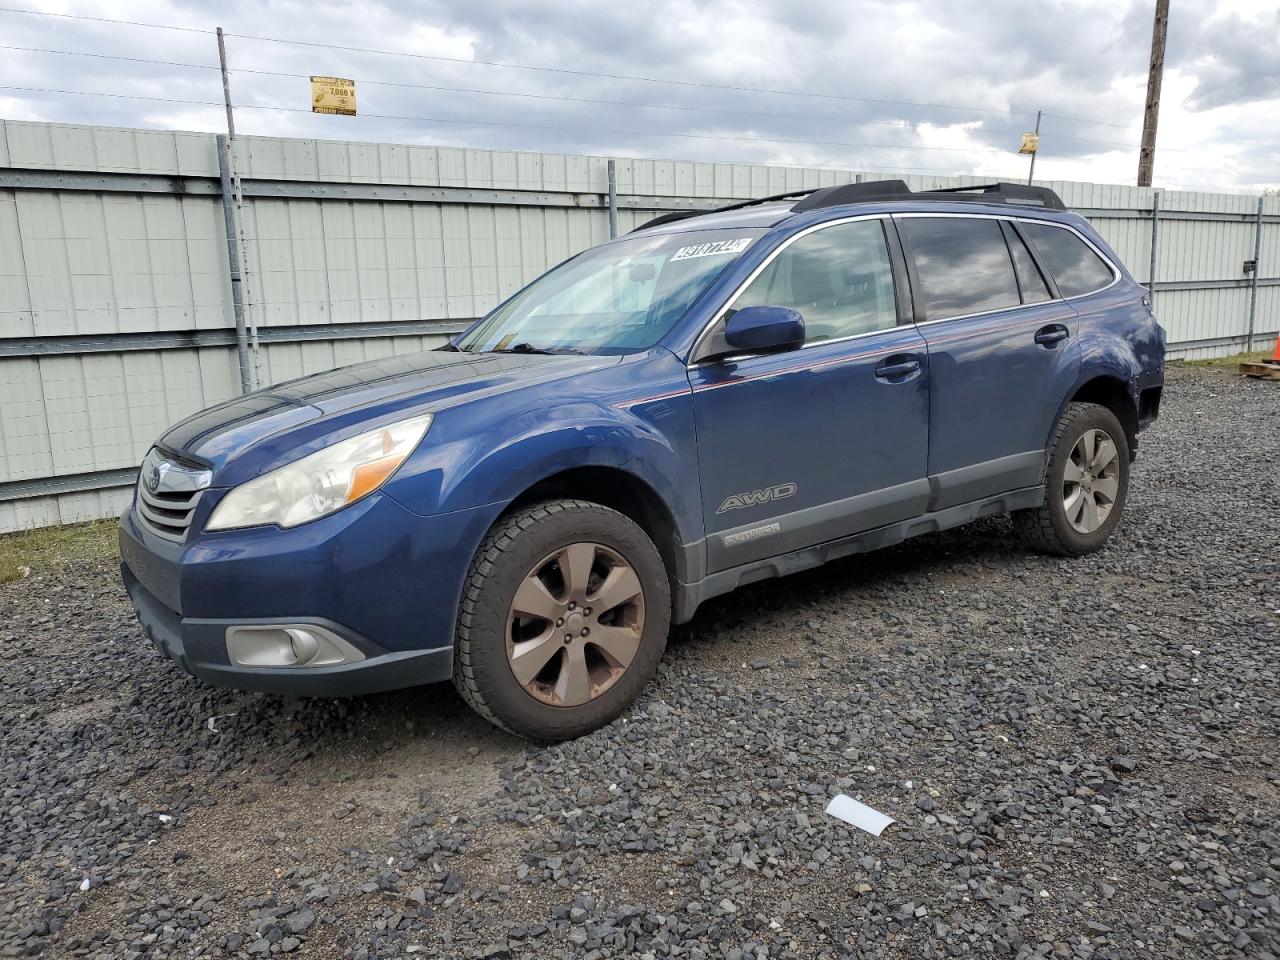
{"left": 1020, "top": 222, "right": 1116, "bottom": 298}
{"left": 900, "top": 217, "right": 1022, "bottom": 320}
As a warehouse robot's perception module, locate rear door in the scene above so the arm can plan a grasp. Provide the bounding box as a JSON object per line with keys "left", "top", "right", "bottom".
{"left": 896, "top": 214, "right": 1080, "bottom": 508}
{"left": 688, "top": 216, "right": 931, "bottom": 573}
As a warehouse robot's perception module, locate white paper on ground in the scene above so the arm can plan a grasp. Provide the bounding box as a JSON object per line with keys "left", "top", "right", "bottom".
{"left": 824, "top": 794, "right": 895, "bottom": 836}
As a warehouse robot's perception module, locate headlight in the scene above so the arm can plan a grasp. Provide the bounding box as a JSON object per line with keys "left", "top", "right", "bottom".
{"left": 206, "top": 414, "right": 432, "bottom": 531}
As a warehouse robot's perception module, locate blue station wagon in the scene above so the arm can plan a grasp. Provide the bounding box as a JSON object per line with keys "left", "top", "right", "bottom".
{"left": 120, "top": 179, "right": 1165, "bottom": 740}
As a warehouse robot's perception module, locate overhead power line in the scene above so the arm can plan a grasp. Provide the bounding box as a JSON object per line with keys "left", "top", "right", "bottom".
{"left": 0, "top": 5, "right": 1037, "bottom": 119}
{"left": 223, "top": 34, "right": 1036, "bottom": 119}
{"left": 0, "top": 44, "right": 934, "bottom": 132}
{"left": 1042, "top": 112, "right": 1134, "bottom": 131}
{"left": 0, "top": 42, "right": 1178, "bottom": 154}
{"left": 0, "top": 6, "right": 208, "bottom": 34}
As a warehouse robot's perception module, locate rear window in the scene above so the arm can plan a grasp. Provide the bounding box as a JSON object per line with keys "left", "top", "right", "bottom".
{"left": 1020, "top": 222, "right": 1115, "bottom": 298}
{"left": 900, "top": 217, "right": 1021, "bottom": 320}
{"left": 1002, "top": 222, "right": 1053, "bottom": 304}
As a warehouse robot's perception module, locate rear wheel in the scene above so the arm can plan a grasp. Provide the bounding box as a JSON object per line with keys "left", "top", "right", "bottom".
{"left": 453, "top": 499, "right": 670, "bottom": 741}
{"left": 1013, "top": 402, "right": 1130, "bottom": 556}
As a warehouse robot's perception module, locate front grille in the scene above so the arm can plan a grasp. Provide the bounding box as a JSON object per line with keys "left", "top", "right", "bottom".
{"left": 134, "top": 448, "right": 211, "bottom": 542}
{"left": 136, "top": 482, "right": 202, "bottom": 541}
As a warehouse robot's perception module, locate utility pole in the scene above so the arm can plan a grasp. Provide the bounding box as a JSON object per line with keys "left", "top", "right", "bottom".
{"left": 216, "top": 27, "right": 263, "bottom": 390}
{"left": 216, "top": 27, "right": 236, "bottom": 140}
{"left": 1027, "top": 110, "right": 1042, "bottom": 185}
{"left": 607, "top": 159, "right": 618, "bottom": 239}
{"left": 217, "top": 133, "right": 251, "bottom": 394}
{"left": 1137, "top": 0, "right": 1169, "bottom": 187}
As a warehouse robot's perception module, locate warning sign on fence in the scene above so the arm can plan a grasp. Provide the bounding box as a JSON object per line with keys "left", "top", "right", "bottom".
{"left": 311, "top": 77, "right": 357, "bottom": 116}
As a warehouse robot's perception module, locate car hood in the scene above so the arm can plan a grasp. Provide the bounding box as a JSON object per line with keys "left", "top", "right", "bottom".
{"left": 156, "top": 349, "right": 614, "bottom": 472}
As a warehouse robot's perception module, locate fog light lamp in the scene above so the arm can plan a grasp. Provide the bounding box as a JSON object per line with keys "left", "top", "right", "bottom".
{"left": 226, "top": 624, "right": 366, "bottom": 668}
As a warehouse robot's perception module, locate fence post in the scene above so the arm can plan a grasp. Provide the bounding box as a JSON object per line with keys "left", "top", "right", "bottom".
{"left": 1147, "top": 190, "right": 1161, "bottom": 302}
{"left": 1246, "top": 195, "right": 1264, "bottom": 352}
{"left": 607, "top": 159, "right": 618, "bottom": 240}
{"left": 216, "top": 134, "right": 252, "bottom": 394}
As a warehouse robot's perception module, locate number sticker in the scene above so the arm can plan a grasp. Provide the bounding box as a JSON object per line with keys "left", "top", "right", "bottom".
{"left": 670, "top": 237, "right": 753, "bottom": 261}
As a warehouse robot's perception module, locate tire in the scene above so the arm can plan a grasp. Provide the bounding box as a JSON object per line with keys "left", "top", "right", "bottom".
{"left": 452, "top": 498, "right": 671, "bottom": 741}
{"left": 1013, "top": 402, "right": 1131, "bottom": 557}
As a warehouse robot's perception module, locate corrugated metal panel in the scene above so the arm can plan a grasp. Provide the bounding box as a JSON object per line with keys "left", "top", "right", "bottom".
{"left": 0, "top": 189, "right": 35, "bottom": 338}
{"left": 1087, "top": 214, "right": 1147, "bottom": 275}
{"left": 0, "top": 485, "right": 133, "bottom": 532}
{"left": 1254, "top": 286, "right": 1279, "bottom": 343}
{"left": 1258, "top": 223, "right": 1280, "bottom": 278}
{"left": 0, "top": 357, "right": 54, "bottom": 481}
{"left": 1155, "top": 287, "right": 1253, "bottom": 346}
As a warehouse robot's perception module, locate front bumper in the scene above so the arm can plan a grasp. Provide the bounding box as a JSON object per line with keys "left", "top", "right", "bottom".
{"left": 123, "top": 563, "right": 453, "bottom": 695}
{"left": 119, "top": 489, "right": 503, "bottom": 697}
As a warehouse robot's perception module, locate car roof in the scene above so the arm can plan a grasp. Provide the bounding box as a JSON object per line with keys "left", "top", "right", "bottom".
{"left": 630, "top": 179, "right": 1073, "bottom": 237}
{"left": 635, "top": 199, "right": 1087, "bottom": 246}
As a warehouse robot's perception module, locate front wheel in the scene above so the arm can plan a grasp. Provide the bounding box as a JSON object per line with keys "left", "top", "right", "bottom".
{"left": 453, "top": 499, "right": 670, "bottom": 741}
{"left": 1013, "top": 402, "right": 1130, "bottom": 556}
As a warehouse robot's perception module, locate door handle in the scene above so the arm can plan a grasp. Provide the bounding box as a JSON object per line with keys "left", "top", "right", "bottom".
{"left": 1034, "top": 324, "right": 1070, "bottom": 347}
{"left": 874, "top": 357, "right": 920, "bottom": 381}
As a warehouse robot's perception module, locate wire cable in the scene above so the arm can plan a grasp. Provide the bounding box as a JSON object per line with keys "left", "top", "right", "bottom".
{"left": 0, "top": 6, "right": 208, "bottom": 34}
{"left": 0, "top": 5, "right": 1037, "bottom": 119}
{"left": 1042, "top": 111, "right": 1133, "bottom": 130}
{"left": 0, "top": 41, "right": 1178, "bottom": 152}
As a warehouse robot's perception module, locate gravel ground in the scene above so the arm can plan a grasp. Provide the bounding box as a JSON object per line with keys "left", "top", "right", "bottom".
{"left": 1, "top": 363, "right": 1277, "bottom": 960}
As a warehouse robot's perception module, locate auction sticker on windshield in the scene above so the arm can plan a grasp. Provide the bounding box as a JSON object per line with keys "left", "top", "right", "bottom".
{"left": 670, "top": 237, "right": 754, "bottom": 261}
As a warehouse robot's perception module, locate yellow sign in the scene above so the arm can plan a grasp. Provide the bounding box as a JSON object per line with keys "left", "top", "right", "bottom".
{"left": 311, "top": 76, "right": 356, "bottom": 116}
{"left": 1019, "top": 132, "right": 1040, "bottom": 155}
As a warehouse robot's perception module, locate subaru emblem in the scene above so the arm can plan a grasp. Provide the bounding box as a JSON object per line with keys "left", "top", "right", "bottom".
{"left": 145, "top": 459, "right": 169, "bottom": 493}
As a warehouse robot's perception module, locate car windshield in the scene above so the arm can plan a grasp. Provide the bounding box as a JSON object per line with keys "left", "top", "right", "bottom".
{"left": 457, "top": 228, "right": 767, "bottom": 355}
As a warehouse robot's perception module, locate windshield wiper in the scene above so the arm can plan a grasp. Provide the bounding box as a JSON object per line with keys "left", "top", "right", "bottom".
{"left": 492, "top": 342, "right": 585, "bottom": 356}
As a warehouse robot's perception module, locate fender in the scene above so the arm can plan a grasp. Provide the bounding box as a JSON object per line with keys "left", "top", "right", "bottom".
{"left": 384, "top": 389, "right": 703, "bottom": 550}
{"left": 1044, "top": 284, "right": 1161, "bottom": 454}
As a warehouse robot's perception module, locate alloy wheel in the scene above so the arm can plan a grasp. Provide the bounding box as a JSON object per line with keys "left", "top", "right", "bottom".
{"left": 506, "top": 542, "right": 646, "bottom": 707}
{"left": 1063, "top": 427, "right": 1121, "bottom": 534}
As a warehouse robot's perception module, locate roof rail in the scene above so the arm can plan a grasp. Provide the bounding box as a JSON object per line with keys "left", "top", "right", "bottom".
{"left": 628, "top": 178, "right": 1067, "bottom": 234}
{"left": 919, "top": 181, "right": 1066, "bottom": 210}
{"left": 792, "top": 179, "right": 1066, "bottom": 212}
{"left": 630, "top": 189, "right": 816, "bottom": 233}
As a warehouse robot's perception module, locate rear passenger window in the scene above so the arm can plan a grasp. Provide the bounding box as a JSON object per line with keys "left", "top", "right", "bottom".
{"left": 733, "top": 219, "right": 897, "bottom": 343}
{"left": 1020, "top": 222, "right": 1115, "bottom": 298}
{"left": 1002, "top": 222, "right": 1053, "bottom": 304}
{"left": 901, "top": 218, "right": 1021, "bottom": 319}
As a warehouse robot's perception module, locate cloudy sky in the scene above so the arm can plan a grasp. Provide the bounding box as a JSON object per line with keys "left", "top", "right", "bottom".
{"left": 0, "top": 0, "right": 1276, "bottom": 193}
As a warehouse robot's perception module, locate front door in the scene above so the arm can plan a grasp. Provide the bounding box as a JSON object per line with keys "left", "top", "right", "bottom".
{"left": 896, "top": 214, "right": 1082, "bottom": 509}
{"left": 688, "top": 217, "right": 931, "bottom": 573}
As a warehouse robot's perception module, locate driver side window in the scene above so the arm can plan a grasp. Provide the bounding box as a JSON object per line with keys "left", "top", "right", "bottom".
{"left": 733, "top": 219, "right": 898, "bottom": 343}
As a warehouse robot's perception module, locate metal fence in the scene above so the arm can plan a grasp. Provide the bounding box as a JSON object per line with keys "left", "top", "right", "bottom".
{"left": 1, "top": 119, "right": 1277, "bottom": 532}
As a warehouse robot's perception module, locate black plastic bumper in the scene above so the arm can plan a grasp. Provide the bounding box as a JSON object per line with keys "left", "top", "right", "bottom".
{"left": 122, "top": 564, "right": 454, "bottom": 697}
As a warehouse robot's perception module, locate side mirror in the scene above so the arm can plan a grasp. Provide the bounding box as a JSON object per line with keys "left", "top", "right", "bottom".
{"left": 722, "top": 306, "right": 805, "bottom": 355}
